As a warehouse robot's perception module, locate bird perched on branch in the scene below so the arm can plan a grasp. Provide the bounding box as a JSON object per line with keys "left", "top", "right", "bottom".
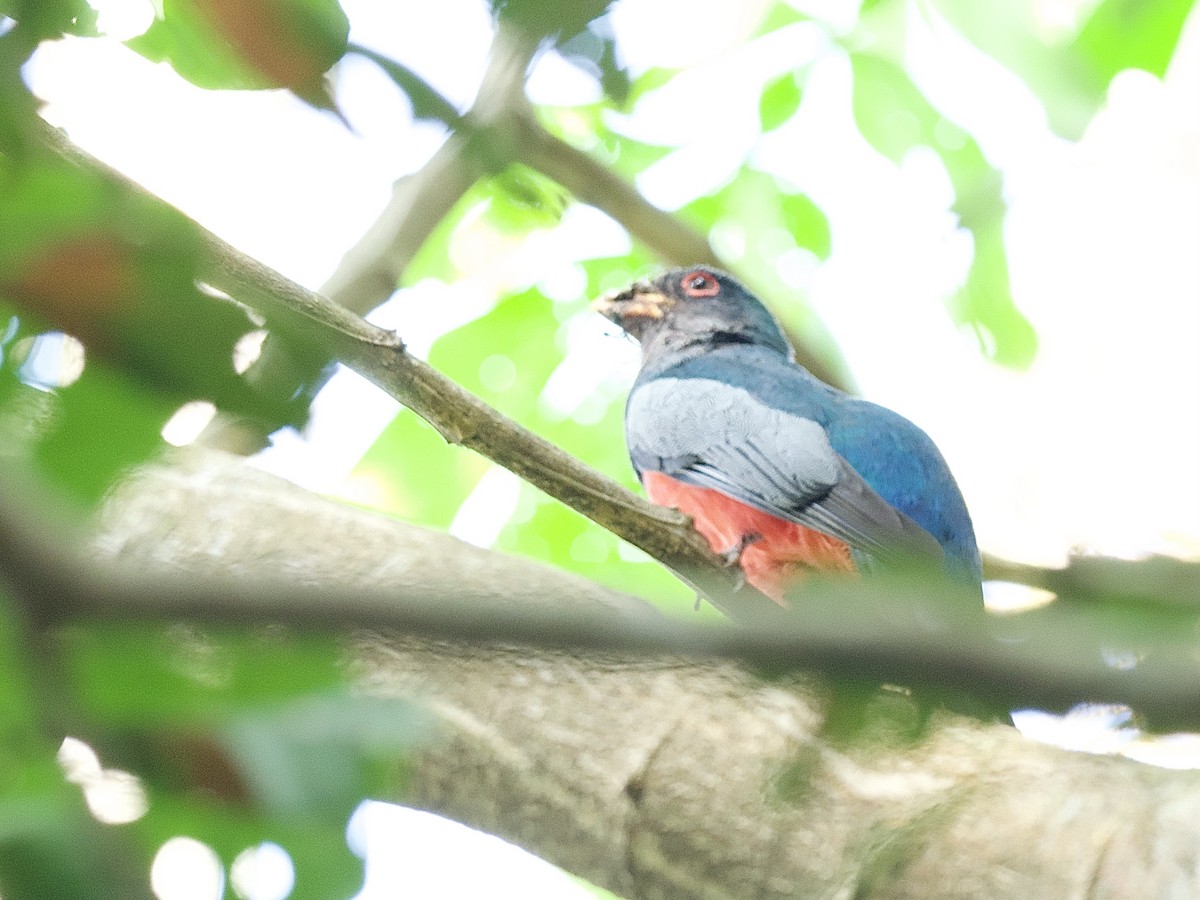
{"left": 595, "top": 267, "right": 981, "bottom": 605}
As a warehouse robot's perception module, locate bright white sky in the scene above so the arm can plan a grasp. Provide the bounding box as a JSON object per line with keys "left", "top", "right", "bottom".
{"left": 21, "top": 0, "right": 1200, "bottom": 895}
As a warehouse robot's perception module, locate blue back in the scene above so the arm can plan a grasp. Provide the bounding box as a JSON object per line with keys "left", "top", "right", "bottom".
{"left": 644, "top": 345, "right": 982, "bottom": 583}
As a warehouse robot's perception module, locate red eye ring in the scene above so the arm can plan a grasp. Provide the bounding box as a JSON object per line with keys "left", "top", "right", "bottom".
{"left": 681, "top": 270, "right": 720, "bottom": 297}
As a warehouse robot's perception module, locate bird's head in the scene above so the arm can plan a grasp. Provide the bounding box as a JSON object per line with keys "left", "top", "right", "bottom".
{"left": 593, "top": 267, "right": 792, "bottom": 362}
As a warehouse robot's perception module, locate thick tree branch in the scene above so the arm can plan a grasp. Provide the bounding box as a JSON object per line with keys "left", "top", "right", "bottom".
{"left": 2, "top": 450, "right": 1199, "bottom": 730}
{"left": 67, "top": 450, "right": 1200, "bottom": 900}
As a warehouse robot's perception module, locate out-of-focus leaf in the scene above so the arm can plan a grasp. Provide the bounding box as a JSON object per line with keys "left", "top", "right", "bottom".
{"left": 0, "top": 592, "right": 140, "bottom": 899}
{"left": 0, "top": 801, "right": 139, "bottom": 900}
{"left": 31, "top": 362, "right": 178, "bottom": 503}
{"left": 0, "top": 593, "right": 40, "bottom": 756}
{"left": 60, "top": 622, "right": 418, "bottom": 894}
{"left": 955, "top": 219, "right": 1037, "bottom": 368}
{"left": 127, "top": 4, "right": 264, "bottom": 91}
{"left": 535, "top": 100, "right": 675, "bottom": 177}
{"left": 489, "top": 0, "right": 614, "bottom": 42}
{"left": 683, "top": 167, "right": 831, "bottom": 261}
{"left": 0, "top": 0, "right": 97, "bottom": 39}
{"left": 357, "top": 287, "right": 561, "bottom": 554}
{"left": 927, "top": 0, "right": 1195, "bottom": 138}
{"left": 1073, "top": 0, "right": 1195, "bottom": 83}
{"left": 850, "top": 52, "right": 1037, "bottom": 367}
{"left": 593, "top": 119, "right": 677, "bottom": 179}
{"left": 779, "top": 191, "right": 831, "bottom": 260}
{"left": 0, "top": 311, "right": 175, "bottom": 508}
{"left": 558, "top": 16, "right": 631, "bottom": 107}
{"left": 62, "top": 624, "right": 345, "bottom": 727}
{"left": 0, "top": 43, "right": 42, "bottom": 159}
{"left": 60, "top": 622, "right": 419, "bottom": 896}
{"left": 485, "top": 165, "right": 570, "bottom": 232}
{"left": 127, "top": 0, "right": 349, "bottom": 108}
{"left": 220, "top": 694, "right": 429, "bottom": 820}
{"left": 0, "top": 158, "right": 297, "bottom": 422}
{"left": 759, "top": 72, "right": 803, "bottom": 132}
{"left": 349, "top": 43, "right": 460, "bottom": 124}
{"left": 624, "top": 66, "right": 677, "bottom": 106}
{"left": 430, "top": 286, "right": 562, "bottom": 417}
{"left": 753, "top": 2, "right": 810, "bottom": 37}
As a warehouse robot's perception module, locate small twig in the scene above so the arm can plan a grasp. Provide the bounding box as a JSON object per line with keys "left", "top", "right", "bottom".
{"left": 520, "top": 114, "right": 724, "bottom": 269}
{"left": 321, "top": 28, "right": 540, "bottom": 315}
{"left": 316, "top": 133, "right": 479, "bottom": 312}
{"left": 984, "top": 553, "right": 1200, "bottom": 609}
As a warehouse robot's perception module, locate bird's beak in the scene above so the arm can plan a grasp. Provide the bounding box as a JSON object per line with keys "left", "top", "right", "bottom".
{"left": 592, "top": 281, "right": 672, "bottom": 325}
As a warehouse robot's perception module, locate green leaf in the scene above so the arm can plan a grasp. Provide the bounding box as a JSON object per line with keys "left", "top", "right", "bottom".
{"left": 485, "top": 165, "right": 570, "bottom": 232}
{"left": 759, "top": 72, "right": 803, "bottom": 132}
{"left": 624, "top": 65, "right": 678, "bottom": 106}
{"left": 33, "top": 363, "right": 178, "bottom": 504}
{"left": 927, "top": 0, "right": 1195, "bottom": 138}
{"left": 681, "top": 169, "right": 849, "bottom": 388}
{"left": 0, "top": 592, "right": 43, "bottom": 759}
{"left": 1073, "top": 0, "right": 1196, "bottom": 82}
{"left": 127, "top": 5, "right": 265, "bottom": 91}
{"left": 62, "top": 624, "right": 346, "bottom": 728}
{"left": 753, "top": 2, "right": 810, "bottom": 37}
{"left": 349, "top": 44, "right": 460, "bottom": 125}
{"left": 0, "top": 595, "right": 139, "bottom": 898}
{"left": 0, "top": 0, "right": 97, "bottom": 39}
{"left": 779, "top": 191, "right": 831, "bottom": 259}
{"left": 954, "top": 220, "right": 1038, "bottom": 368}
{"left": 489, "top": 0, "right": 615, "bottom": 41}
{"left": 220, "top": 694, "right": 429, "bottom": 821}
{"left": 127, "top": 0, "right": 350, "bottom": 99}
{"left": 0, "top": 796, "right": 141, "bottom": 900}
{"left": 558, "top": 20, "right": 632, "bottom": 107}
{"left": 0, "top": 158, "right": 298, "bottom": 427}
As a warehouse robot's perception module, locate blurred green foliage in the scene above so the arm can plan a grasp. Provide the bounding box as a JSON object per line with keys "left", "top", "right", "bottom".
{"left": 129, "top": 0, "right": 349, "bottom": 104}
{"left": 930, "top": 0, "right": 1195, "bottom": 138}
{"left": 0, "top": 0, "right": 1195, "bottom": 895}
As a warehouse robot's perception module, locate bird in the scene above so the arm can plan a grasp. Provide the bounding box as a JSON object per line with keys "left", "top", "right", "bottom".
{"left": 594, "top": 266, "right": 981, "bottom": 605}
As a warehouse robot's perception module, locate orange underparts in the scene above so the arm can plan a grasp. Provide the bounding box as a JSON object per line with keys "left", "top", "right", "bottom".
{"left": 643, "top": 471, "right": 854, "bottom": 605}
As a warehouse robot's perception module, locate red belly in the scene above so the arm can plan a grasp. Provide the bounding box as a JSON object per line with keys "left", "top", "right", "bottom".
{"left": 643, "top": 471, "right": 854, "bottom": 605}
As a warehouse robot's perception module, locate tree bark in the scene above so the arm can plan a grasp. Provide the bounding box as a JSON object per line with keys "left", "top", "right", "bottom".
{"left": 91, "top": 450, "right": 1200, "bottom": 900}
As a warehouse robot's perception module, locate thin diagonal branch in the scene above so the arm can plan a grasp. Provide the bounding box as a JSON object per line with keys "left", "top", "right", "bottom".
{"left": 27, "top": 118, "right": 777, "bottom": 620}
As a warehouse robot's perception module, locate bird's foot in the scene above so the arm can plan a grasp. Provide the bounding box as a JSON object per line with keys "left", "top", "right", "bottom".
{"left": 719, "top": 532, "right": 763, "bottom": 567}
{"left": 718, "top": 532, "right": 762, "bottom": 593}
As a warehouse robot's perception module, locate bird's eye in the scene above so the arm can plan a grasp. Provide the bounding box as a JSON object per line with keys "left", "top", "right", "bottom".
{"left": 680, "top": 270, "right": 720, "bottom": 298}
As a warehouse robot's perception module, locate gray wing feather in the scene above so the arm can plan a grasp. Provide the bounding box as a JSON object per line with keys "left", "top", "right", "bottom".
{"left": 628, "top": 378, "right": 942, "bottom": 565}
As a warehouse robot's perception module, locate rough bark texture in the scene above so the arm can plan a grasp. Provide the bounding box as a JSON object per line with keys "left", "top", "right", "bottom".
{"left": 92, "top": 450, "right": 1200, "bottom": 899}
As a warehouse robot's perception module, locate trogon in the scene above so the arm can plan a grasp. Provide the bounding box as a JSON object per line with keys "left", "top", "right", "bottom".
{"left": 594, "top": 267, "right": 981, "bottom": 604}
